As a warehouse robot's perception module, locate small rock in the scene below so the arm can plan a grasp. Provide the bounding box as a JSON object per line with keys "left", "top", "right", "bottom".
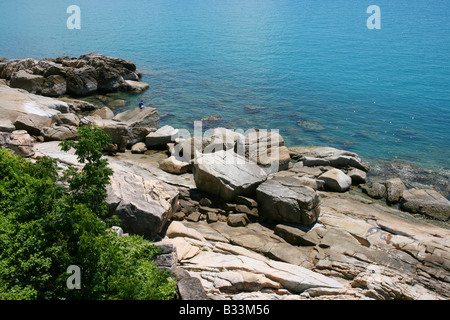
{"left": 159, "top": 156, "right": 191, "bottom": 174}
{"left": 186, "top": 211, "right": 201, "bottom": 222}
{"left": 274, "top": 224, "right": 318, "bottom": 246}
{"left": 228, "top": 214, "right": 249, "bottom": 227}
{"left": 207, "top": 212, "right": 218, "bottom": 223}
{"left": 131, "top": 142, "right": 147, "bottom": 154}
{"left": 171, "top": 211, "right": 186, "bottom": 221}
{"left": 235, "top": 195, "right": 258, "bottom": 207}
{"left": 199, "top": 197, "right": 213, "bottom": 206}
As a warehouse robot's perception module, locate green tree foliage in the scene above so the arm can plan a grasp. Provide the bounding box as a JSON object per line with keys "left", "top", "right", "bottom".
{"left": 0, "top": 126, "right": 177, "bottom": 300}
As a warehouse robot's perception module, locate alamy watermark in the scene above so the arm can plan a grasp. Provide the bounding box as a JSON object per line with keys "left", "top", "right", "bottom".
{"left": 66, "top": 5, "right": 381, "bottom": 30}
{"left": 66, "top": 265, "right": 81, "bottom": 290}
{"left": 67, "top": 5, "right": 81, "bottom": 30}
{"left": 367, "top": 5, "right": 381, "bottom": 30}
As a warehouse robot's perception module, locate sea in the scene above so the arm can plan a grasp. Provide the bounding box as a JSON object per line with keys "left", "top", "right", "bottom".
{"left": 1, "top": 0, "right": 449, "bottom": 198}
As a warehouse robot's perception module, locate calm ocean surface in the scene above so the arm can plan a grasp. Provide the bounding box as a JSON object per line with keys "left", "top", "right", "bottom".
{"left": 1, "top": 0, "right": 449, "bottom": 185}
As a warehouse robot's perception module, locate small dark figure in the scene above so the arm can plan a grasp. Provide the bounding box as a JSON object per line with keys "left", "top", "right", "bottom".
{"left": 139, "top": 100, "right": 144, "bottom": 109}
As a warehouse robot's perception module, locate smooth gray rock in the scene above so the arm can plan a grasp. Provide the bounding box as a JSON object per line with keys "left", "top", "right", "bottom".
{"left": 256, "top": 176, "right": 321, "bottom": 225}
{"left": 14, "top": 113, "right": 53, "bottom": 136}
{"left": 193, "top": 150, "right": 267, "bottom": 202}
{"left": 41, "top": 125, "right": 78, "bottom": 141}
{"left": 105, "top": 161, "right": 179, "bottom": 239}
{"left": 145, "top": 125, "right": 178, "bottom": 149}
{"left": 113, "top": 106, "right": 159, "bottom": 129}
{"left": 319, "top": 168, "right": 352, "bottom": 192}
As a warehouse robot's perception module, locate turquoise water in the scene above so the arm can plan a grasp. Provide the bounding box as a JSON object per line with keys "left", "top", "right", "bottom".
{"left": 1, "top": 0, "right": 449, "bottom": 173}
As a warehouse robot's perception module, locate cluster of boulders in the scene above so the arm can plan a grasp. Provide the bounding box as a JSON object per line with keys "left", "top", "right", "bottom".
{"left": 0, "top": 53, "right": 149, "bottom": 97}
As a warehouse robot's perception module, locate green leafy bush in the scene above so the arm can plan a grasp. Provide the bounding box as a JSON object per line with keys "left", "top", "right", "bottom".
{"left": 0, "top": 126, "right": 176, "bottom": 300}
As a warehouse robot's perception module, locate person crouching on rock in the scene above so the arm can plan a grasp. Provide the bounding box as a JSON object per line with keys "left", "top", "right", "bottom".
{"left": 139, "top": 100, "right": 144, "bottom": 109}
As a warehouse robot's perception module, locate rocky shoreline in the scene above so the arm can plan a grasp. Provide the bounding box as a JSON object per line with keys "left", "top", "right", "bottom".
{"left": 0, "top": 54, "right": 449, "bottom": 300}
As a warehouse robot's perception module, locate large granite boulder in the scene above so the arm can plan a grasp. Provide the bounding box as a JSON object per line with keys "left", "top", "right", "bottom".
{"left": 236, "top": 129, "right": 291, "bottom": 173}
{"left": 105, "top": 160, "right": 179, "bottom": 239}
{"left": 41, "top": 75, "right": 67, "bottom": 97}
{"left": 256, "top": 176, "right": 321, "bottom": 225}
{"left": 401, "top": 189, "right": 450, "bottom": 221}
{"left": 289, "top": 146, "right": 370, "bottom": 172}
{"left": 40, "top": 125, "right": 78, "bottom": 141}
{"left": 10, "top": 70, "right": 44, "bottom": 94}
{"left": 113, "top": 106, "right": 159, "bottom": 129}
{"left": 145, "top": 125, "right": 178, "bottom": 149}
{"left": 193, "top": 150, "right": 267, "bottom": 202}
{"left": 65, "top": 66, "right": 98, "bottom": 96}
{"left": 0, "top": 83, "right": 69, "bottom": 122}
{"left": 80, "top": 116, "right": 129, "bottom": 151}
{"left": 385, "top": 178, "right": 406, "bottom": 204}
{"left": 319, "top": 168, "right": 352, "bottom": 192}
{"left": 14, "top": 114, "right": 54, "bottom": 136}
{"left": 171, "top": 136, "right": 227, "bottom": 162}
